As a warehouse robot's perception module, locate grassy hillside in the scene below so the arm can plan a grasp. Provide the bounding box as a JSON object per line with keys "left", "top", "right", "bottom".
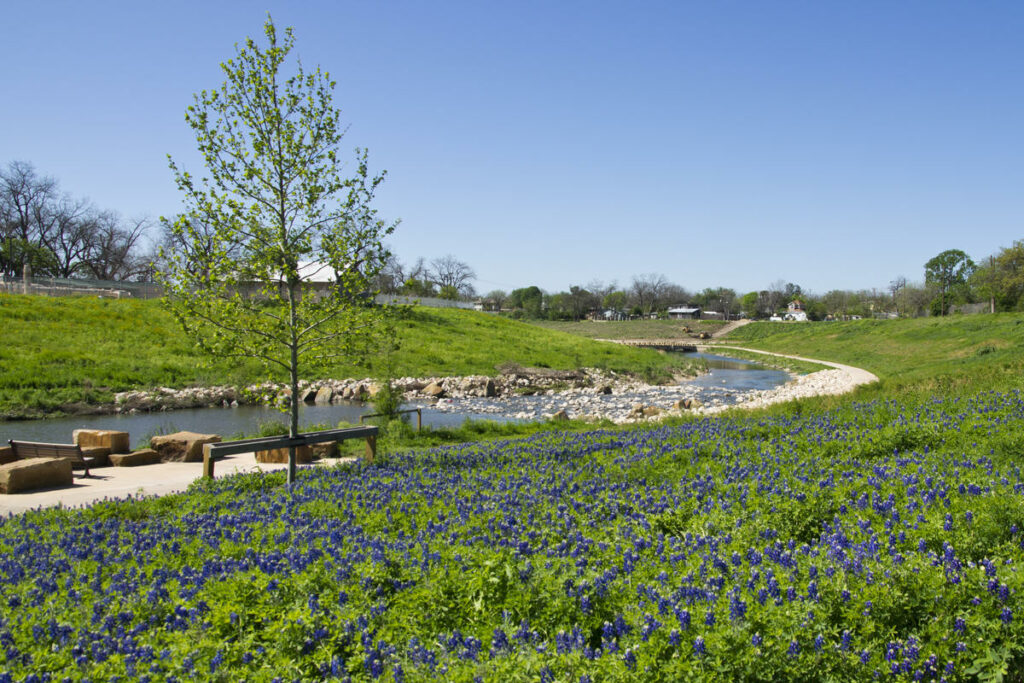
{"left": 0, "top": 295, "right": 694, "bottom": 418}
{"left": 531, "top": 318, "right": 724, "bottom": 339}
{"left": 722, "top": 314, "right": 1024, "bottom": 396}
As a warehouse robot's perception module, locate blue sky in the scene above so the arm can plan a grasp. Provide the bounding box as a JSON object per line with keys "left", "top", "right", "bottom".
{"left": 4, "top": 1, "right": 1022, "bottom": 295}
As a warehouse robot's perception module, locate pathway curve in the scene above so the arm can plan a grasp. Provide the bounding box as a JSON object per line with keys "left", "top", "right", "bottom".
{"left": 694, "top": 343, "right": 879, "bottom": 413}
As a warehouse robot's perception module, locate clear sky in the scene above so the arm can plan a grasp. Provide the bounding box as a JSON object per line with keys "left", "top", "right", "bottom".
{"left": 4, "top": 1, "right": 1022, "bottom": 296}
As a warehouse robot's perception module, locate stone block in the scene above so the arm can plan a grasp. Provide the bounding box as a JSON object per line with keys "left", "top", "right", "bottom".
{"left": 0, "top": 446, "right": 15, "bottom": 465}
{"left": 80, "top": 447, "right": 111, "bottom": 467}
{"left": 109, "top": 449, "right": 162, "bottom": 467}
{"left": 311, "top": 442, "right": 339, "bottom": 459}
{"left": 150, "top": 431, "right": 222, "bottom": 463}
{"left": 73, "top": 429, "right": 131, "bottom": 454}
{"left": 255, "top": 445, "right": 313, "bottom": 464}
{"left": 0, "top": 458, "right": 73, "bottom": 493}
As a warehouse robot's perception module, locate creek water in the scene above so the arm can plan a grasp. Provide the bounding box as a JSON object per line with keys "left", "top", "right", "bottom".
{"left": 0, "top": 352, "right": 790, "bottom": 445}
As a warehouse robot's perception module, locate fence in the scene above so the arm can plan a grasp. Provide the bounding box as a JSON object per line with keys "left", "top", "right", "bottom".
{"left": 0, "top": 277, "right": 477, "bottom": 308}
{"left": 0, "top": 275, "right": 163, "bottom": 299}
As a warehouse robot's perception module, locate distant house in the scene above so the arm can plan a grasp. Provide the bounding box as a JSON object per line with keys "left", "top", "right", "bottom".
{"left": 784, "top": 299, "right": 808, "bottom": 322}
{"left": 599, "top": 308, "right": 627, "bottom": 321}
{"left": 667, "top": 306, "right": 702, "bottom": 320}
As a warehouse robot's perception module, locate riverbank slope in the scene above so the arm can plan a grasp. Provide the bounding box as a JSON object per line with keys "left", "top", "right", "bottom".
{"left": 0, "top": 295, "right": 697, "bottom": 419}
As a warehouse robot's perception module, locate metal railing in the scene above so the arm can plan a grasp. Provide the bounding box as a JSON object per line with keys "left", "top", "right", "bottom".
{"left": 201, "top": 425, "right": 379, "bottom": 478}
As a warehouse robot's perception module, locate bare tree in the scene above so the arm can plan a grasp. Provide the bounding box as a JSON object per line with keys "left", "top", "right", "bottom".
{"left": 429, "top": 254, "right": 476, "bottom": 297}
{"left": 484, "top": 289, "right": 507, "bottom": 311}
{"left": 888, "top": 276, "right": 907, "bottom": 317}
{"left": 84, "top": 213, "right": 152, "bottom": 281}
{"left": 630, "top": 273, "right": 670, "bottom": 314}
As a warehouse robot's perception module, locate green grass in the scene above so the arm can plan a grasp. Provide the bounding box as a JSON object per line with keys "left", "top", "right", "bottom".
{"left": 529, "top": 318, "right": 725, "bottom": 339}
{"left": 722, "top": 313, "right": 1024, "bottom": 397}
{"left": 0, "top": 295, "right": 695, "bottom": 418}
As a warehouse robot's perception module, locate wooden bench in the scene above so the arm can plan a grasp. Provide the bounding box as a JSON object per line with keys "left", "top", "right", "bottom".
{"left": 202, "top": 426, "right": 379, "bottom": 479}
{"left": 9, "top": 440, "right": 99, "bottom": 477}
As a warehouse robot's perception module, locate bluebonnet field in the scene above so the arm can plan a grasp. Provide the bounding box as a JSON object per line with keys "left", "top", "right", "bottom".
{"left": 2, "top": 392, "right": 1024, "bottom": 681}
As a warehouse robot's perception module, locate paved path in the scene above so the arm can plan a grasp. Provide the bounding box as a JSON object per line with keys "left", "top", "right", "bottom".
{"left": 0, "top": 453, "right": 352, "bottom": 516}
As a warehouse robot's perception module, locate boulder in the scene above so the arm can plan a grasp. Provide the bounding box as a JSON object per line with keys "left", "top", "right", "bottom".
{"left": 550, "top": 409, "right": 570, "bottom": 421}
{"left": 311, "top": 442, "right": 339, "bottom": 459}
{"left": 255, "top": 445, "right": 313, "bottom": 464}
{"left": 642, "top": 406, "right": 663, "bottom": 418}
{"left": 484, "top": 378, "right": 497, "bottom": 398}
{"left": 0, "top": 458, "right": 72, "bottom": 493}
{"left": 150, "top": 431, "right": 222, "bottom": 463}
{"left": 597, "top": 385, "right": 613, "bottom": 395}
{"left": 367, "top": 383, "right": 382, "bottom": 398}
{"left": 73, "top": 429, "right": 130, "bottom": 454}
{"left": 0, "top": 446, "right": 15, "bottom": 465}
{"left": 109, "top": 449, "right": 162, "bottom": 467}
{"left": 422, "top": 382, "right": 446, "bottom": 398}
{"left": 79, "top": 447, "right": 111, "bottom": 468}
{"left": 300, "top": 388, "right": 318, "bottom": 403}
{"left": 314, "top": 386, "right": 334, "bottom": 405}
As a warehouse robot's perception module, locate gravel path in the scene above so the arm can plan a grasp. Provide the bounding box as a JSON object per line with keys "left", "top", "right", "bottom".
{"left": 694, "top": 344, "right": 878, "bottom": 414}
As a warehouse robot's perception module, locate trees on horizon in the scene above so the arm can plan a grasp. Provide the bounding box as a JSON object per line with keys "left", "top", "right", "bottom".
{"left": 0, "top": 160, "right": 153, "bottom": 282}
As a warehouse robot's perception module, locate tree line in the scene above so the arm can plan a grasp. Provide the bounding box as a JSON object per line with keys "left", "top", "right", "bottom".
{"left": 380, "top": 245, "right": 1023, "bottom": 322}
{"left": 0, "top": 161, "right": 153, "bottom": 281}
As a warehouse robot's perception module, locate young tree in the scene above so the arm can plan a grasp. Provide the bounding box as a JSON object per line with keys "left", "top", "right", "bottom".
{"left": 924, "top": 249, "right": 975, "bottom": 316}
{"left": 159, "top": 17, "right": 396, "bottom": 483}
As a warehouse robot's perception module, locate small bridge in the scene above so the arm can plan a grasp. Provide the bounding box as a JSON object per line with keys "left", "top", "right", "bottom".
{"left": 598, "top": 338, "right": 698, "bottom": 352}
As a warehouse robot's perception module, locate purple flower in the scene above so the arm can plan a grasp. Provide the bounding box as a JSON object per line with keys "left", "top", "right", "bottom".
{"left": 693, "top": 636, "right": 706, "bottom": 657}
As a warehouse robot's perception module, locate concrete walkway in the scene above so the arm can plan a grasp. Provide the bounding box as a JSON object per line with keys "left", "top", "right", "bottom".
{"left": 0, "top": 453, "right": 351, "bottom": 516}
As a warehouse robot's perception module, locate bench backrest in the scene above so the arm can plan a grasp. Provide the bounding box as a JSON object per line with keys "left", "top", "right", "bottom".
{"left": 9, "top": 440, "right": 82, "bottom": 458}
{"left": 9, "top": 440, "right": 92, "bottom": 476}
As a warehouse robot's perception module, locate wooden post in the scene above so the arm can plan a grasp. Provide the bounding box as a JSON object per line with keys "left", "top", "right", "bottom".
{"left": 202, "top": 443, "right": 215, "bottom": 479}
{"left": 365, "top": 434, "right": 376, "bottom": 462}
{"left": 416, "top": 408, "right": 422, "bottom": 431}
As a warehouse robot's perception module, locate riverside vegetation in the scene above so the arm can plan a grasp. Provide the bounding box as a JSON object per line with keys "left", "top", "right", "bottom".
{"left": 0, "top": 315, "right": 1023, "bottom": 680}
{"left": 0, "top": 295, "right": 696, "bottom": 420}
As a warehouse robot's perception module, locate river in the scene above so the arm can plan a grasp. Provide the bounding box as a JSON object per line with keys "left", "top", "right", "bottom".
{"left": 0, "top": 352, "right": 789, "bottom": 445}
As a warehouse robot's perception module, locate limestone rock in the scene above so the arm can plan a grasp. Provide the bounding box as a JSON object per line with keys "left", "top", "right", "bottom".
{"left": 484, "top": 379, "right": 497, "bottom": 397}
{"left": 79, "top": 447, "right": 111, "bottom": 468}
{"left": 73, "top": 429, "right": 130, "bottom": 454}
{"left": 642, "top": 406, "right": 663, "bottom": 417}
{"left": 422, "top": 382, "right": 446, "bottom": 398}
{"left": 0, "top": 446, "right": 14, "bottom": 465}
{"left": 311, "top": 442, "right": 339, "bottom": 459}
{"left": 254, "top": 445, "right": 313, "bottom": 464}
{"left": 0, "top": 458, "right": 72, "bottom": 493}
{"left": 550, "top": 409, "right": 570, "bottom": 421}
{"left": 150, "top": 431, "right": 222, "bottom": 463}
{"left": 300, "top": 388, "right": 318, "bottom": 403}
{"left": 314, "top": 386, "right": 334, "bottom": 405}
{"left": 109, "top": 449, "right": 162, "bottom": 467}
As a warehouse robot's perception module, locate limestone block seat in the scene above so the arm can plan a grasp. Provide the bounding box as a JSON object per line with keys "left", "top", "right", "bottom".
{"left": 150, "top": 431, "right": 221, "bottom": 463}
{"left": 0, "top": 458, "right": 73, "bottom": 494}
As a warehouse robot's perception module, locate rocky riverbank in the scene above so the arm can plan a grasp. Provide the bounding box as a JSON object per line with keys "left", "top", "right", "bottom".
{"left": 108, "top": 351, "right": 875, "bottom": 425}
{"left": 109, "top": 366, "right": 673, "bottom": 414}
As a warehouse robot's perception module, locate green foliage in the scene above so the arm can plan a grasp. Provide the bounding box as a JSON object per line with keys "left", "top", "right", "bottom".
{"left": 160, "top": 17, "right": 396, "bottom": 481}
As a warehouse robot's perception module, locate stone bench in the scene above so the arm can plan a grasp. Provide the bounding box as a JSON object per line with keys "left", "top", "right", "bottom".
{"left": 0, "top": 458, "right": 73, "bottom": 494}
{"left": 108, "top": 449, "right": 162, "bottom": 467}
{"left": 150, "top": 431, "right": 221, "bottom": 462}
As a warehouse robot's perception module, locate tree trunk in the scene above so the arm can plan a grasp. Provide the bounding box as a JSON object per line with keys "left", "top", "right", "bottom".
{"left": 287, "top": 283, "right": 299, "bottom": 485}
